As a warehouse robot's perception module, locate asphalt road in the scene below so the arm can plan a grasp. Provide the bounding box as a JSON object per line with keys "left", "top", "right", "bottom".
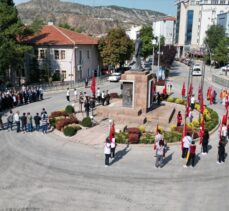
{"left": 0, "top": 62, "right": 229, "bottom": 211}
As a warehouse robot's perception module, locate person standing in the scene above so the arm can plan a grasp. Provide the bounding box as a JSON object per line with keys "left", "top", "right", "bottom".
{"left": 34, "top": 113, "right": 41, "bottom": 131}
{"left": 110, "top": 137, "right": 116, "bottom": 159}
{"left": 74, "top": 88, "right": 78, "bottom": 102}
{"left": 221, "top": 123, "right": 227, "bottom": 141}
{"left": 177, "top": 111, "right": 182, "bottom": 127}
{"left": 104, "top": 137, "right": 111, "bottom": 167}
{"left": 217, "top": 139, "right": 226, "bottom": 164}
{"left": 85, "top": 77, "right": 88, "bottom": 88}
{"left": 66, "top": 88, "right": 70, "bottom": 102}
{"left": 96, "top": 88, "right": 101, "bottom": 104}
{"left": 105, "top": 90, "right": 110, "bottom": 105}
{"left": 20, "top": 112, "right": 27, "bottom": 133}
{"left": 202, "top": 129, "right": 209, "bottom": 155}
{"left": 84, "top": 97, "right": 90, "bottom": 118}
{"left": 27, "top": 112, "right": 33, "bottom": 132}
{"left": 14, "top": 111, "right": 20, "bottom": 133}
{"left": 7, "top": 110, "right": 14, "bottom": 131}
{"left": 189, "top": 110, "right": 193, "bottom": 123}
{"left": 190, "top": 95, "right": 195, "bottom": 110}
{"left": 184, "top": 141, "right": 196, "bottom": 168}
{"left": 155, "top": 139, "right": 165, "bottom": 168}
{"left": 101, "top": 91, "right": 105, "bottom": 106}
{"left": 79, "top": 92, "right": 84, "bottom": 113}
{"left": 182, "top": 132, "right": 192, "bottom": 159}
{"left": 41, "top": 112, "right": 48, "bottom": 134}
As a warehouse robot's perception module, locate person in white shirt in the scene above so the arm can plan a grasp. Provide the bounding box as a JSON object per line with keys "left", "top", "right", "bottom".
{"left": 111, "top": 137, "right": 116, "bottom": 158}
{"left": 66, "top": 88, "right": 70, "bottom": 102}
{"left": 155, "top": 139, "right": 165, "bottom": 168}
{"left": 14, "top": 111, "right": 20, "bottom": 133}
{"left": 104, "top": 137, "right": 111, "bottom": 166}
{"left": 190, "top": 95, "right": 195, "bottom": 111}
{"left": 101, "top": 91, "right": 105, "bottom": 106}
{"left": 74, "top": 88, "right": 78, "bottom": 102}
{"left": 221, "top": 123, "right": 227, "bottom": 140}
{"left": 182, "top": 132, "right": 192, "bottom": 159}
{"left": 96, "top": 88, "right": 101, "bottom": 104}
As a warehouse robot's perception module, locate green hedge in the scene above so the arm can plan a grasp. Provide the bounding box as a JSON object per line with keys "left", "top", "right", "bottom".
{"left": 81, "top": 117, "right": 93, "bottom": 128}
{"left": 65, "top": 105, "right": 75, "bottom": 114}
{"left": 63, "top": 126, "right": 77, "bottom": 136}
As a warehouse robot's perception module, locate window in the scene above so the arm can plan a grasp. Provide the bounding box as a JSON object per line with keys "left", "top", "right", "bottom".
{"left": 61, "top": 70, "right": 66, "bottom": 79}
{"left": 54, "top": 50, "right": 59, "bottom": 60}
{"left": 79, "top": 50, "right": 82, "bottom": 64}
{"left": 40, "top": 50, "right": 45, "bottom": 59}
{"left": 61, "top": 50, "right": 65, "bottom": 60}
{"left": 87, "top": 50, "right": 90, "bottom": 59}
{"left": 185, "top": 10, "right": 194, "bottom": 45}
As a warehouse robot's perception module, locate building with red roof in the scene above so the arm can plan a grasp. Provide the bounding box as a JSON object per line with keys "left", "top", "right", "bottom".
{"left": 24, "top": 23, "right": 99, "bottom": 82}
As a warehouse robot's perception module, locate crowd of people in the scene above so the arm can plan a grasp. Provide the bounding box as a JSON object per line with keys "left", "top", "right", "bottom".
{"left": 0, "top": 85, "right": 44, "bottom": 111}
{"left": 1, "top": 108, "right": 49, "bottom": 134}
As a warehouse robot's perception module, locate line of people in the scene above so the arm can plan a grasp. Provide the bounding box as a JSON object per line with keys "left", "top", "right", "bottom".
{"left": 2, "top": 108, "right": 49, "bottom": 134}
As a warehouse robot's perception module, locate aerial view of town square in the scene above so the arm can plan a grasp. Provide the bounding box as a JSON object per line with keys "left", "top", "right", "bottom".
{"left": 0, "top": 0, "right": 229, "bottom": 210}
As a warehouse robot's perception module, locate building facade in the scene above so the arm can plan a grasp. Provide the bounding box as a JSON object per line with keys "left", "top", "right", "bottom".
{"left": 24, "top": 23, "right": 99, "bottom": 82}
{"left": 152, "top": 17, "right": 176, "bottom": 45}
{"left": 175, "top": 0, "right": 229, "bottom": 57}
{"left": 217, "top": 12, "right": 229, "bottom": 36}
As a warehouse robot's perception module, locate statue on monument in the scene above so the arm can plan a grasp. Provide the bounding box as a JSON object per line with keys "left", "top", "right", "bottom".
{"left": 131, "top": 33, "right": 143, "bottom": 71}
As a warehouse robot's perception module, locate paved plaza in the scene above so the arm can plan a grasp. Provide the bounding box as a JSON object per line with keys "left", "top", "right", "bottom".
{"left": 0, "top": 62, "right": 229, "bottom": 211}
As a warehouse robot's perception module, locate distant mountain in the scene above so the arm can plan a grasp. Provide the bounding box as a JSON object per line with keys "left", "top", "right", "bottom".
{"left": 16, "top": 0, "right": 166, "bottom": 36}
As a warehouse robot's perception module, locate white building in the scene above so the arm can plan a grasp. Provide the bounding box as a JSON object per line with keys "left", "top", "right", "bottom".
{"left": 217, "top": 12, "right": 229, "bottom": 36}
{"left": 175, "top": 0, "right": 229, "bottom": 57}
{"left": 126, "top": 25, "right": 142, "bottom": 40}
{"left": 152, "top": 16, "right": 176, "bottom": 45}
{"left": 24, "top": 23, "right": 99, "bottom": 82}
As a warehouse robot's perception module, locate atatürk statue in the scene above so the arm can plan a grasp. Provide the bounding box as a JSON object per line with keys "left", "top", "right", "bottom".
{"left": 132, "top": 33, "right": 143, "bottom": 71}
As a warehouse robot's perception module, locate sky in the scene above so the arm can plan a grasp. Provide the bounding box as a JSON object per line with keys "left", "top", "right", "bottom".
{"left": 14, "top": 0, "right": 176, "bottom": 16}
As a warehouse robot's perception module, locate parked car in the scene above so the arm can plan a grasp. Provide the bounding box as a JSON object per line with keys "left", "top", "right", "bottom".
{"left": 192, "top": 65, "right": 202, "bottom": 76}
{"left": 221, "top": 64, "right": 229, "bottom": 72}
{"left": 107, "top": 72, "right": 121, "bottom": 82}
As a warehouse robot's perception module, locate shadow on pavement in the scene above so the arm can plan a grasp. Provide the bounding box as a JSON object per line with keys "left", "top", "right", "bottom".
{"left": 207, "top": 145, "right": 212, "bottom": 153}
{"left": 194, "top": 153, "right": 201, "bottom": 166}
{"left": 110, "top": 145, "right": 131, "bottom": 166}
{"left": 163, "top": 152, "right": 174, "bottom": 166}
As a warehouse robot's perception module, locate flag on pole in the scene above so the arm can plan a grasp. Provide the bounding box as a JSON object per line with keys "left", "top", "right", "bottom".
{"left": 90, "top": 76, "right": 96, "bottom": 97}
{"left": 109, "top": 122, "right": 115, "bottom": 142}
{"left": 198, "top": 86, "right": 201, "bottom": 102}
{"left": 181, "top": 82, "right": 186, "bottom": 98}
{"left": 188, "top": 83, "right": 193, "bottom": 96}
{"left": 163, "top": 82, "right": 167, "bottom": 96}
{"left": 154, "top": 122, "right": 159, "bottom": 150}
{"left": 200, "top": 94, "right": 204, "bottom": 114}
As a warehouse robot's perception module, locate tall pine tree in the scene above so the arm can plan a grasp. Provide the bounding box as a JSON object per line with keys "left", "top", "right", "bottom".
{"left": 0, "top": 0, "right": 31, "bottom": 83}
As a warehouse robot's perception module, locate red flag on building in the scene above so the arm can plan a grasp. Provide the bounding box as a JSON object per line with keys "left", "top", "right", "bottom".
{"left": 90, "top": 76, "right": 96, "bottom": 97}
{"left": 181, "top": 82, "right": 186, "bottom": 98}
{"left": 199, "top": 117, "right": 205, "bottom": 144}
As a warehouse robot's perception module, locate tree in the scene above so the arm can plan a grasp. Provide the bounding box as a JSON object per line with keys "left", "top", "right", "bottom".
{"left": 98, "top": 28, "right": 134, "bottom": 67}
{"left": 205, "top": 25, "right": 226, "bottom": 53}
{"left": 0, "top": 0, "right": 31, "bottom": 82}
{"left": 212, "top": 37, "right": 229, "bottom": 66}
{"left": 140, "top": 25, "right": 153, "bottom": 59}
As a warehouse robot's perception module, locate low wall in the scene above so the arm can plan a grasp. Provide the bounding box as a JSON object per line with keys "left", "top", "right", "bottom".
{"left": 212, "top": 74, "right": 229, "bottom": 88}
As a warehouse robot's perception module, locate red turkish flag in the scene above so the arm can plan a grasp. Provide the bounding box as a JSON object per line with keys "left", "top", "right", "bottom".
{"left": 109, "top": 122, "right": 115, "bottom": 142}
{"left": 90, "top": 76, "right": 96, "bottom": 97}
{"left": 163, "top": 82, "right": 167, "bottom": 95}
{"left": 181, "top": 82, "right": 186, "bottom": 98}
{"left": 188, "top": 83, "right": 193, "bottom": 96}
{"left": 198, "top": 86, "right": 201, "bottom": 102}
{"left": 200, "top": 94, "right": 205, "bottom": 114}
{"left": 199, "top": 117, "right": 205, "bottom": 145}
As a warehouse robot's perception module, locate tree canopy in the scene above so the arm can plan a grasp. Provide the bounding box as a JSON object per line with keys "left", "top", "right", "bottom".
{"left": 98, "top": 28, "right": 133, "bottom": 66}
{"left": 0, "top": 0, "right": 31, "bottom": 81}
{"left": 140, "top": 25, "right": 153, "bottom": 59}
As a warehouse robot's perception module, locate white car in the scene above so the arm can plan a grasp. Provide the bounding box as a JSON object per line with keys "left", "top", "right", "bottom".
{"left": 108, "top": 72, "right": 121, "bottom": 82}
{"left": 221, "top": 64, "right": 229, "bottom": 72}
{"left": 192, "top": 66, "right": 202, "bottom": 76}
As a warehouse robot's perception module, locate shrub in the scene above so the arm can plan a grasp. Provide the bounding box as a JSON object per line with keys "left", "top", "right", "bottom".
{"left": 115, "top": 132, "right": 128, "bottom": 144}
{"left": 128, "top": 133, "right": 140, "bottom": 144}
{"left": 167, "top": 97, "right": 176, "bottom": 102}
{"left": 49, "top": 111, "right": 68, "bottom": 118}
{"left": 63, "top": 126, "right": 77, "bottom": 137}
{"left": 127, "top": 128, "right": 140, "bottom": 134}
{"left": 110, "top": 93, "right": 119, "bottom": 98}
{"left": 139, "top": 132, "right": 155, "bottom": 144}
{"left": 55, "top": 117, "right": 79, "bottom": 130}
{"left": 164, "top": 131, "right": 182, "bottom": 143}
{"left": 81, "top": 117, "right": 93, "bottom": 128}
{"left": 138, "top": 125, "right": 145, "bottom": 134}
{"left": 49, "top": 118, "right": 57, "bottom": 128}
{"left": 65, "top": 105, "right": 75, "bottom": 114}
{"left": 68, "top": 123, "right": 82, "bottom": 131}
{"left": 170, "top": 124, "right": 177, "bottom": 132}
{"left": 175, "top": 98, "right": 185, "bottom": 104}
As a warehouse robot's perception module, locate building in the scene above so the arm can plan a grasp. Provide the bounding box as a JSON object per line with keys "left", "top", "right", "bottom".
{"left": 24, "top": 23, "right": 99, "bottom": 82}
{"left": 126, "top": 25, "right": 142, "bottom": 40}
{"left": 175, "top": 0, "right": 229, "bottom": 58}
{"left": 217, "top": 12, "right": 229, "bottom": 36}
{"left": 152, "top": 16, "right": 176, "bottom": 45}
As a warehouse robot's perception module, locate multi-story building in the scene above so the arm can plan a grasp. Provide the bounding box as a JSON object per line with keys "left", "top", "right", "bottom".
{"left": 24, "top": 23, "right": 99, "bottom": 82}
{"left": 152, "top": 16, "right": 176, "bottom": 45}
{"left": 217, "top": 12, "right": 229, "bottom": 36}
{"left": 175, "top": 0, "right": 229, "bottom": 57}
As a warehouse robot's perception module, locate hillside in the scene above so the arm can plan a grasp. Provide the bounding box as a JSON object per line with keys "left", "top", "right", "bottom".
{"left": 17, "top": 0, "right": 166, "bottom": 35}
